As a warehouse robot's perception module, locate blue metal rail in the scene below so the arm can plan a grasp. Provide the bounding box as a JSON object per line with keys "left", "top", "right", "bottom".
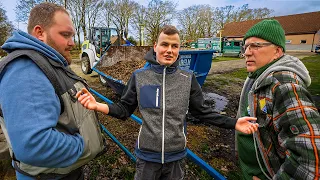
{"left": 89, "top": 88, "right": 226, "bottom": 180}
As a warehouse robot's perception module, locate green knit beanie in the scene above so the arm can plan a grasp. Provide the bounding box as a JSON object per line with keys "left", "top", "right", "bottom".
{"left": 243, "top": 19, "right": 286, "bottom": 52}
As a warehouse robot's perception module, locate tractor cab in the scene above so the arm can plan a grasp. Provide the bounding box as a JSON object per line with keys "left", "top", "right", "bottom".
{"left": 88, "top": 27, "right": 120, "bottom": 57}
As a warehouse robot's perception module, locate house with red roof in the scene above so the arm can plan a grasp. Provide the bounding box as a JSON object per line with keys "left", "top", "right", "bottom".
{"left": 221, "top": 11, "right": 320, "bottom": 52}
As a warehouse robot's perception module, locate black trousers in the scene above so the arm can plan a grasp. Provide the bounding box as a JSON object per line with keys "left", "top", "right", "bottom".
{"left": 32, "top": 168, "right": 84, "bottom": 180}
{"left": 60, "top": 168, "right": 84, "bottom": 180}
{"left": 134, "top": 158, "right": 184, "bottom": 180}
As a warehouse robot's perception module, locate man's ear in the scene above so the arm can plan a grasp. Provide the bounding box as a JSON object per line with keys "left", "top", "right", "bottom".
{"left": 153, "top": 42, "right": 157, "bottom": 51}
{"left": 276, "top": 46, "right": 284, "bottom": 58}
{"left": 33, "top": 25, "right": 46, "bottom": 42}
{"left": 273, "top": 46, "right": 283, "bottom": 60}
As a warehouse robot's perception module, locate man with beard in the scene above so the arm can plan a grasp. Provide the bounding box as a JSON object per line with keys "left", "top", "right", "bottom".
{"left": 0, "top": 2, "right": 105, "bottom": 179}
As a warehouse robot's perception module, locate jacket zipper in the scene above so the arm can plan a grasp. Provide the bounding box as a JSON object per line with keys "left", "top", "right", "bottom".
{"left": 156, "top": 88, "right": 159, "bottom": 107}
{"left": 183, "top": 126, "right": 187, "bottom": 149}
{"left": 137, "top": 126, "right": 142, "bottom": 149}
{"left": 161, "top": 67, "right": 166, "bottom": 164}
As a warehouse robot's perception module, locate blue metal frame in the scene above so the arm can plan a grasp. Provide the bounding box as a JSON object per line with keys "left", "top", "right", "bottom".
{"left": 89, "top": 88, "right": 226, "bottom": 180}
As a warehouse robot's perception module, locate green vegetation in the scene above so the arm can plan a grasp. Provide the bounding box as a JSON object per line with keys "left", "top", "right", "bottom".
{"left": 301, "top": 55, "right": 320, "bottom": 96}
{"left": 87, "top": 149, "right": 135, "bottom": 180}
{"left": 210, "top": 54, "right": 320, "bottom": 97}
{"left": 301, "top": 55, "right": 320, "bottom": 108}
{"left": 221, "top": 68, "right": 248, "bottom": 80}
{"left": 213, "top": 56, "right": 242, "bottom": 62}
{"left": 204, "top": 70, "right": 246, "bottom": 95}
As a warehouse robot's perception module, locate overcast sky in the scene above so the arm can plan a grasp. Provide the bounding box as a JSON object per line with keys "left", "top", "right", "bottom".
{"left": 2, "top": 0, "right": 320, "bottom": 32}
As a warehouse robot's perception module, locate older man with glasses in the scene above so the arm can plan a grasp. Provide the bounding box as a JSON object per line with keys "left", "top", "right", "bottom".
{"left": 236, "top": 19, "right": 320, "bottom": 180}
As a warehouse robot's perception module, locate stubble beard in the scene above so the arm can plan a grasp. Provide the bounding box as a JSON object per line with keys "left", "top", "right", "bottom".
{"left": 47, "top": 34, "right": 72, "bottom": 65}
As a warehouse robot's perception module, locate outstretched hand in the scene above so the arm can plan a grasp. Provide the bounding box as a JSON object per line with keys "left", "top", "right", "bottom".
{"left": 76, "top": 88, "right": 98, "bottom": 110}
{"left": 235, "top": 117, "right": 259, "bottom": 134}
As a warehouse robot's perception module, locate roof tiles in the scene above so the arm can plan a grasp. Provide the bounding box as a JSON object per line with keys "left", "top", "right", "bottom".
{"left": 222, "top": 11, "right": 320, "bottom": 37}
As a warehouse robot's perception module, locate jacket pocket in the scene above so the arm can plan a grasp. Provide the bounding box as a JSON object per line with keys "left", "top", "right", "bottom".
{"left": 140, "top": 85, "right": 161, "bottom": 109}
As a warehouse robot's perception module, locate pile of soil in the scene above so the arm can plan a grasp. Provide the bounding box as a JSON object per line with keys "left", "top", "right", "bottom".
{"left": 98, "top": 60, "right": 146, "bottom": 83}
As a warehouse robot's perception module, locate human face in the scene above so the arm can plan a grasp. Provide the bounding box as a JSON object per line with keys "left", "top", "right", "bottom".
{"left": 42, "top": 11, "right": 75, "bottom": 64}
{"left": 154, "top": 32, "right": 180, "bottom": 66}
{"left": 243, "top": 37, "right": 281, "bottom": 72}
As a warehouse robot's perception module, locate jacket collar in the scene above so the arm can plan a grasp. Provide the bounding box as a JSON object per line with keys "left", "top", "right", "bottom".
{"left": 150, "top": 63, "right": 178, "bottom": 74}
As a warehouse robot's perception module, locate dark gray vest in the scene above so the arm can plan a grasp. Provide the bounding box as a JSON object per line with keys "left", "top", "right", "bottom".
{"left": 0, "top": 50, "right": 106, "bottom": 179}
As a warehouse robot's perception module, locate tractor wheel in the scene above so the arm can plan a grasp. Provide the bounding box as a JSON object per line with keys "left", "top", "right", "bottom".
{"left": 81, "top": 56, "right": 92, "bottom": 74}
{"left": 238, "top": 52, "right": 244, "bottom": 58}
{"left": 99, "top": 74, "right": 109, "bottom": 87}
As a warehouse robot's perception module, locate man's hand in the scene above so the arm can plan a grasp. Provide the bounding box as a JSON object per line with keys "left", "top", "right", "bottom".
{"left": 253, "top": 176, "right": 261, "bottom": 180}
{"left": 235, "top": 117, "right": 259, "bottom": 134}
{"left": 76, "top": 88, "right": 98, "bottom": 110}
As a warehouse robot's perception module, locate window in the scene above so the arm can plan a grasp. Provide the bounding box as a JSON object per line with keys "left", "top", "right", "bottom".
{"left": 82, "top": 44, "right": 87, "bottom": 51}
{"left": 234, "top": 41, "right": 241, "bottom": 46}
{"left": 300, "top": 40, "right": 307, "bottom": 44}
{"left": 286, "top": 40, "right": 292, "bottom": 44}
{"left": 110, "top": 29, "right": 119, "bottom": 44}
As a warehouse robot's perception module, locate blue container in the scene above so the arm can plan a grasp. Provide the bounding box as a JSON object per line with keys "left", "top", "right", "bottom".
{"left": 179, "top": 50, "right": 214, "bottom": 86}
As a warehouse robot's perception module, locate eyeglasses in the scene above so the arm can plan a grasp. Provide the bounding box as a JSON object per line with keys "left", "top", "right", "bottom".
{"left": 241, "top": 42, "right": 273, "bottom": 53}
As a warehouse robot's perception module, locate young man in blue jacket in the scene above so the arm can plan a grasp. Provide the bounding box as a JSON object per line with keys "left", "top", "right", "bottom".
{"left": 77, "top": 25, "right": 258, "bottom": 179}
{"left": 0, "top": 2, "right": 105, "bottom": 179}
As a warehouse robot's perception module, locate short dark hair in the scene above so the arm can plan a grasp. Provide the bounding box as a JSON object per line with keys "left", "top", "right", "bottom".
{"left": 157, "top": 25, "right": 179, "bottom": 42}
{"left": 27, "top": 2, "right": 69, "bottom": 34}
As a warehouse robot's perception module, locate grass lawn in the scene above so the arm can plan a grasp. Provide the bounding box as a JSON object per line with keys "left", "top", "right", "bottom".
{"left": 222, "top": 68, "right": 248, "bottom": 80}
{"left": 213, "top": 56, "right": 242, "bottom": 62}
{"left": 301, "top": 55, "right": 320, "bottom": 96}
{"left": 214, "top": 54, "right": 320, "bottom": 107}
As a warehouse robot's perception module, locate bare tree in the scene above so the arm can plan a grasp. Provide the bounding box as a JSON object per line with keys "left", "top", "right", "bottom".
{"left": 177, "top": 5, "right": 202, "bottom": 42}
{"left": 178, "top": 5, "right": 216, "bottom": 42}
{"left": 231, "top": 4, "right": 274, "bottom": 22}
{"left": 67, "top": 0, "right": 83, "bottom": 49}
{"left": 231, "top": 4, "right": 253, "bottom": 22}
{"left": 197, "top": 5, "right": 215, "bottom": 38}
{"left": 99, "top": 0, "right": 114, "bottom": 28}
{"left": 131, "top": 4, "right": 147, "bottom": 45}
{"left": 107, "top": 0, "right": 138, "bottom": 39}
{"left": 252, "top": 8, "right": 274, "bottom": 19}
{"left": 85, "top": 0, "right": 104, "bottom": 30}
{"left": 80, "top": 0, "right": 86, "bottom": 40}
{"left": 0, "top": 3, "right": 13, "bottom": 56}
{"left": 213, "top": 4, "right": 273, "bottom": 32}
{"left": 212, "top": 5, "right": 235, "bottom": 32}
{"left": 15, "top": 0, "right": 64, "bottom": 23}
{"left": 145, "top": 0, "right": 177, "bottom": 44}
